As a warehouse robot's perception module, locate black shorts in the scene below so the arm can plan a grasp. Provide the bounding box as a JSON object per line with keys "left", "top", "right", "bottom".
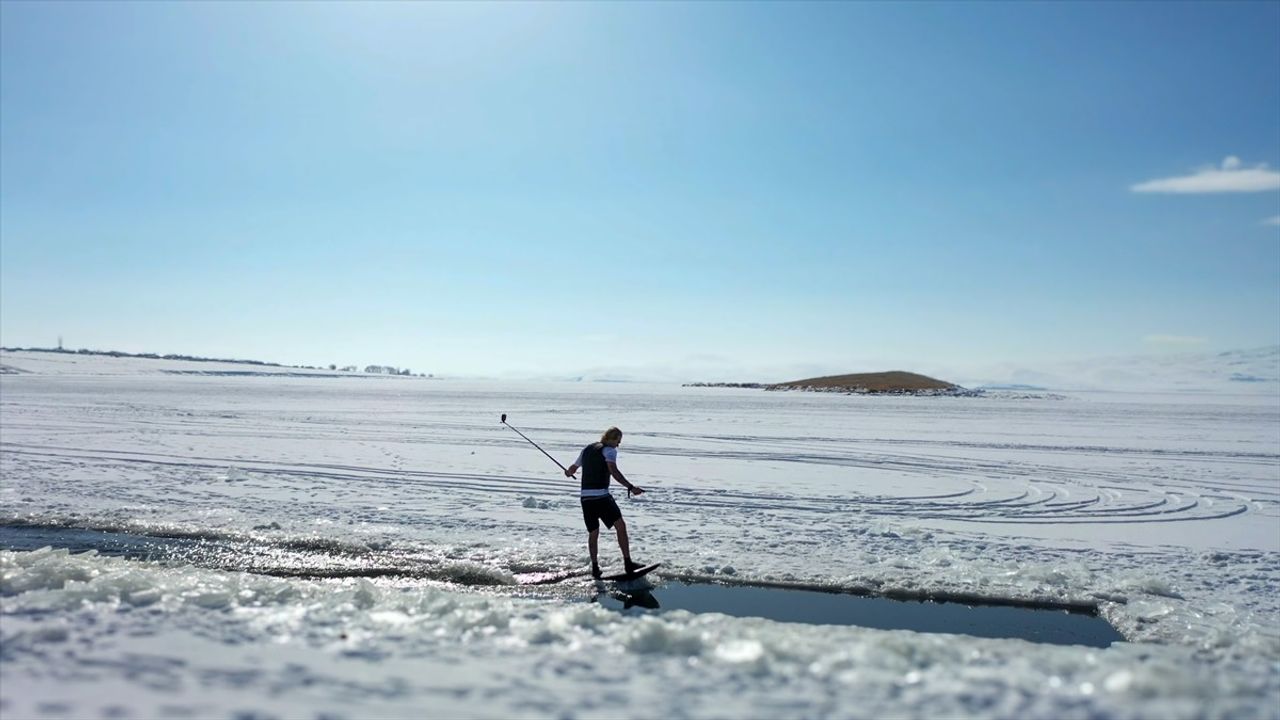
{"left": 581, "top": 495, "right": 622, "bottom": 532}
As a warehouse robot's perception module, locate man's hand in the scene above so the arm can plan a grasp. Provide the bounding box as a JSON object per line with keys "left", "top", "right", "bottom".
{"left": 628, "top": 485, "right": 645, "bottom": 497}
{"left": 565, "top": 464, "right": 578, "bottom": 478}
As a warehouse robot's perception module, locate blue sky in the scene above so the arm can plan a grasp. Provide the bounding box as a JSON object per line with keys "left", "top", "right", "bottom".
{"left": 2, "top": 1, "right": 1278, "bottom": 380}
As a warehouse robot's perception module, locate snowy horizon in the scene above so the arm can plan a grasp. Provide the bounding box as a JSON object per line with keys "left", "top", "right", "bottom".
{"left": 4, "top": 345, "right": 1278, "bottom": 395}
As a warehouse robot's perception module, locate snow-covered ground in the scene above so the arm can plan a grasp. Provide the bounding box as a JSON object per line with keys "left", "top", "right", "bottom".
{"left": 2, "top": 351, "right": 1277, "bottom": 719}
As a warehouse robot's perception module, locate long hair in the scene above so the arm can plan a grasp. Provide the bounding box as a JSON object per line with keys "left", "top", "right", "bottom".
{"left": 600, "top": 426, "right": 622, "bottom": 444}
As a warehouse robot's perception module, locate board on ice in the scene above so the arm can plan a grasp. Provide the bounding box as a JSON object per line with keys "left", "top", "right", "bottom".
{"left": 600, "top": 563, "right": 661, "bottom": 582}
{"left": 514, "top": 568, "right": 592, "bottom": 586}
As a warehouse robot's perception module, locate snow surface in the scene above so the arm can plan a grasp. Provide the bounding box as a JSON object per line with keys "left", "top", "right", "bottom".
{"left": 1, "top": 351, "right": 1278, "bottom": 719}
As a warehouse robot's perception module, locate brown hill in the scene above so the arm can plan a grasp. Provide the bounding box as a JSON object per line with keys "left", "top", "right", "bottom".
{"left": 768, "top": 370, "right": 957, "bottom": 393}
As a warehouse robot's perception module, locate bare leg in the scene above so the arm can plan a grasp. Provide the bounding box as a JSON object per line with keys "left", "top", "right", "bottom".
{"left": 614, "top": 518, "right": 631, "bottom": 563}
{"left": 588, "top": 529, "right": 600, "bottom": 567}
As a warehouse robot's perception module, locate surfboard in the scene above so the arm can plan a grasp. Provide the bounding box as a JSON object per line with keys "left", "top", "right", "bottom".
{"left": 600, "top": 563, "right": 661, "bottom": 582}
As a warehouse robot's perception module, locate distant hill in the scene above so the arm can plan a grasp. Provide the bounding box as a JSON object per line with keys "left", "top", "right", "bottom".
{"left": 684, "top": 370, "right": 968, "bottom": 394}
{"left": 769, "top": 371, "right": 960, "bottom": 394}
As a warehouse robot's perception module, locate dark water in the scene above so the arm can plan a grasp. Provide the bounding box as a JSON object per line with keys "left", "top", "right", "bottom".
{"left": 2, "top": 524, "right": 1124, "bottom": 647}
{"left": 1, "top": 524, "right": 191, "bottom": 558}
{"left": 595, "top": 582, "right": 1124, "bottom": 648}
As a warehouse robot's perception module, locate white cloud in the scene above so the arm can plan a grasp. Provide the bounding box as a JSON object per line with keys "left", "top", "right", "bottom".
{"left": 1143, "top": 335, "right": 1209, "bottom": 347}
{"left": 1263, "top": 215, "right": 1280, "bottom": 226}
{"left": 1131, "top": 156, "right": 1280, "bottom": 194}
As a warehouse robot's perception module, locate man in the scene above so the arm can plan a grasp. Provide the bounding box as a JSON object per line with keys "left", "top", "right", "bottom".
{"left": 564, "top": 426, "right": 645, "bottom": 579}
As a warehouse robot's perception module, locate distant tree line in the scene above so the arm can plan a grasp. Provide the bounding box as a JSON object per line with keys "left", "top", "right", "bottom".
{"left": 364, "top": 365, "right": 416, "bottom": 376}
{"left": 1, "top": 346, "right": 434, "bottom": 377}
{"left": 1, "top": 346, "right": 290, "bottom": 367}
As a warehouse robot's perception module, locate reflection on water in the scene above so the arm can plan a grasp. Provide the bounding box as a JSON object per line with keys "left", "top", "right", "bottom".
{"left": 593, "top": 581, "right": 1124, "bottom": 648}
{"left": 593, "top": 588, "right": 661, "bottom": 610}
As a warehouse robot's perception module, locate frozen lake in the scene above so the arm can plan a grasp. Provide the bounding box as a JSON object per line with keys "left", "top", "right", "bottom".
{"left": 1, "top": 356, "right": 1278, "bottom": 718}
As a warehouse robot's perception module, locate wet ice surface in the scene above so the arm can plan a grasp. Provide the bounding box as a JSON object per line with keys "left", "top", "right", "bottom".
{"left": 1, "top": 364, "right": 1278, "bottom": 719}
{"left": 0, "top": 523, "right": 1123, "bottom": 648}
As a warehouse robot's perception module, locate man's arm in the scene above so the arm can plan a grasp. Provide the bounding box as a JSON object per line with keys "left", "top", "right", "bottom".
{"left": 607, "top": 462, "right": 644, "bottom": 495}
{"left": 565, "top": 448, "right": 583, "bottom": 478}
